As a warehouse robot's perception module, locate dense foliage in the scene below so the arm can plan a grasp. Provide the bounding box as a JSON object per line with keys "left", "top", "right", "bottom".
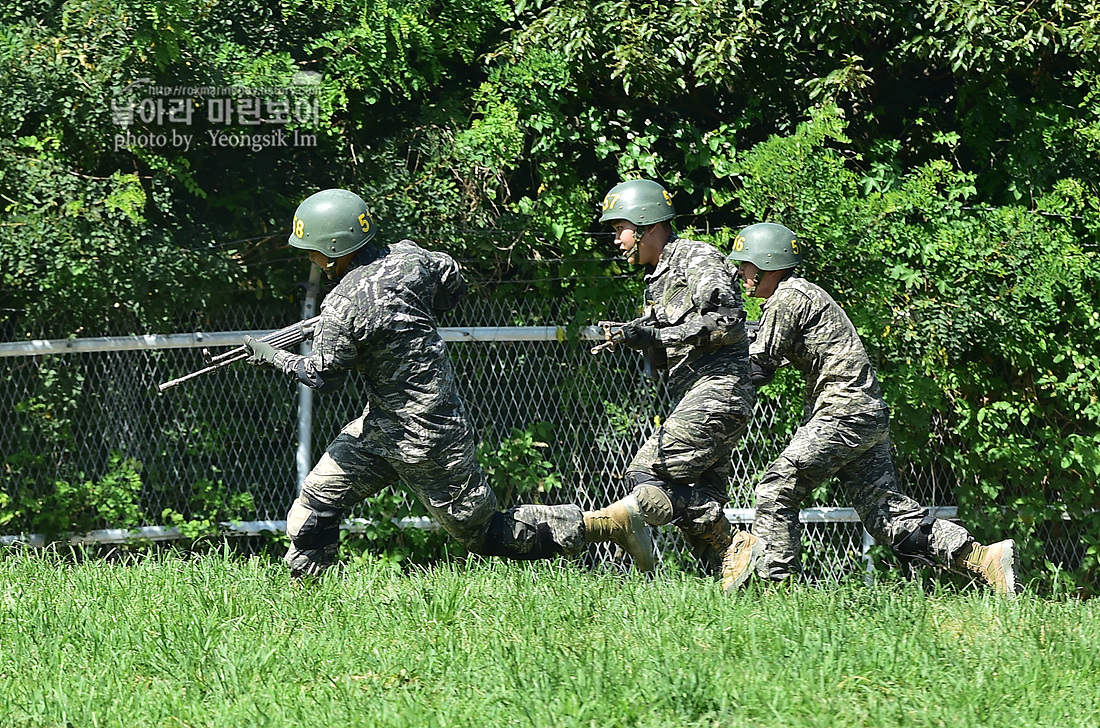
{"left": 2, "top": 1, "right": 1098, "bottom": 590}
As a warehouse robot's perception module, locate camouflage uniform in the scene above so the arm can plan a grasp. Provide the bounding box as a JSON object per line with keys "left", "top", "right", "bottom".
{"left": 626, "top": 235, "right": 756, "bottom": 572}
{"left": 268, "top": 241, "right": 586, "bottom": 574}
{"left": 750, "top": 275, "right": 973, "bottom": 579}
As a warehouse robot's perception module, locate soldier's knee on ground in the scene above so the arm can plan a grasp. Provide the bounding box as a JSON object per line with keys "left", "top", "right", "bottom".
{"left": 448, "top": 520, "right": 496, "bottom": 555}
{"left": 285, "top": 546, "right": 330, "bottom": 582}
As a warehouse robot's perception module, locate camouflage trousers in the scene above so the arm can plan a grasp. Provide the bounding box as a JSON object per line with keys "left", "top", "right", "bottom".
{"left": 627, "top": 367, "right": 755, "bottom": 573}
{"left": 284, "top": 414, "right": 586, "bottom": 575}
{"left": 753, "top": 409, "right": 972, "bottom": 580}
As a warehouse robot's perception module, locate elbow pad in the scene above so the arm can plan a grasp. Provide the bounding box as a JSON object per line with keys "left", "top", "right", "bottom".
{"left": 289, "top": 359, "right": 347, "bottom": 394}
{"left": 433, "top": 277, "right": 467, "bottom": 313}
{"left": 750, "top": 359, "right": 776, "bottom": 387}
{"left": 699, "top": 306, "right": 746, "bottom": 347}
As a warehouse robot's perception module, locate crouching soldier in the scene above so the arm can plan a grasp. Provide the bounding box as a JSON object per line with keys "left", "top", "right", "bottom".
{"left": 596, "top": 179, "right": 764, "bottom": 591}
{"left": 245, "top": 188, "right": 654, "bottom": 577}
{"left": 728, "top": 222, "right": 1022, "bottom": 595}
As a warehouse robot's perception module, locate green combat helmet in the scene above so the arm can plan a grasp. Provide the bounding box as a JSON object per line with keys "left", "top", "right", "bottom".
{"left": 599, "top": 179, "right": 676, "bottom": 225}
{"left": 729, "top": 222, "right": 802, "bottom": 270}
{"left": 288, "top": 188, "right": 378, "bottom": 258}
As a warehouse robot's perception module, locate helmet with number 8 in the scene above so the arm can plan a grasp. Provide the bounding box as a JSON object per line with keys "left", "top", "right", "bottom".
{"left": 729, "top": 222, "right": 802, "bottom": 271}
{"left": 288, "top": 188, "right": 378, "bottom": 258}
{"left": 599, "top": 179, "right": 676, "bottom": 225}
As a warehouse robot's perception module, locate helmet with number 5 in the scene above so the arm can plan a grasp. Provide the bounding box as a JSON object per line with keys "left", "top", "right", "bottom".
{"left": 729, "top": 222, "right": 802, "bottom": 270}
{"left": 288, "top": 188, "right": 378, "bottom": 257}
{"left": 599, "top": 179, "right": 676, "bottom": 225}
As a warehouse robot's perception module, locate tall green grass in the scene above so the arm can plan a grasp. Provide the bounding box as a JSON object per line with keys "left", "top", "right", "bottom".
{"left": 1, "top": 549, "right": 1097, "bottom": 728}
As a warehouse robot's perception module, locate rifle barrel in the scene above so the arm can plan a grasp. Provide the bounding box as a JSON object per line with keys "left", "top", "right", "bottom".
{"left": 156, "top": 316, "right": 321, "bottom": 392}
{"left": 156, "top": 351, "right": 249, "bottom": 392}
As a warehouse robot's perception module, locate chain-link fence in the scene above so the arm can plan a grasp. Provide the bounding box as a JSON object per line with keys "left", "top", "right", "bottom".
{"left": 0, "top": 298, "right": 1089, "bottom": 581}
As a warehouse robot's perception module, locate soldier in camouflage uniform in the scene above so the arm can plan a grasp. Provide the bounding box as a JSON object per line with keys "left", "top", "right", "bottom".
{"left": 728, "top": 222, "right": 1022, "bottom": 595}
{"left": 597, "top": 179, "right": 764, "bottom": 591}
{"left": 244, "top": 188, "right": 654, "bottom": 577}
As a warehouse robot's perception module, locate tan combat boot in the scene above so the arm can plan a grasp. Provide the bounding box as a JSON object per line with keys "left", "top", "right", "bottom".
{"left": 954, "top": 540, "right": 1021, "bottom": 597}
{"left": 584, "top": 495, "right": 655, "bottom": 571}
{"left": 721, "top": 530, "right": 764, "bottom": 593}
{"left": 696, "top": 518, "right": 765, "bottom": 593}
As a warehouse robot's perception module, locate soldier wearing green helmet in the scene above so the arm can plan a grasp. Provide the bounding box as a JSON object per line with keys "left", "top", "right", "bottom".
{"left": 728, "top": 222, "right": 802, "bottom": 296}
{"left": 727, "top": 222, "right": 1023, "bottom": 596}
{"left": 594, "top": 178, "right": 763, "bottom": 591}
{"left": 287, "top": 188, "right": 378, "bottom": 279}
{"left": 243, "top": 188, "right": 654, "bottom": 578}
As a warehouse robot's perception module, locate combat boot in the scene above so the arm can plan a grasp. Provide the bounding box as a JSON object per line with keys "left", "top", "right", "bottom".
{"left": 695, "top": 518, "right": 764, "bottom": 593}
{"left": 954, "top": 539, "right": 1021, "bottom": 597}
{"left": 721, "top": 530, "right": 764, "bottom": 593}
{"left": 584, "top": 495, "right": 655, "bottom": 571}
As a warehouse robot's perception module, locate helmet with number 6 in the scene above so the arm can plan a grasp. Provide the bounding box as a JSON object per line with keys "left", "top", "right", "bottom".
{"left": 729, "top": 222, "right": 802, "bottom": 271}
{"left": 599, "top": 179, "right": 676, "bottom": 225}
{"left": 288, "top": 188, "right": 378, "bottom": 258}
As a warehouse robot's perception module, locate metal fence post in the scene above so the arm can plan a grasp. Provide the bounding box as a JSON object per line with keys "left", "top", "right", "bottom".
{"left": 296, "top": 265, "right": 322, "bottom": 494}
{"left": 862, "top": 527, "right": 876, "bottom": 584}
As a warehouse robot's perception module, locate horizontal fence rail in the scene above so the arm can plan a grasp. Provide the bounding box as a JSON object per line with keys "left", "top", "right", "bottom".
{"left": 0, "top": 327, "right": 607, "bottom": 357}
{"left": 0, "top": 332, "right": 259, "bottom": 356}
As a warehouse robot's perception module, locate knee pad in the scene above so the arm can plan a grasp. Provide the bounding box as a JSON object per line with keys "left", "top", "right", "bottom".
{"left": 284, "top": 546, "right": 331, "bottom": 578}
{"left": 631, "top": 486, "right": 674, "bottom": 526}
{"left": 627, "top": 472, "right": 674, "bottom": 526}
{"left": 286, "top": 493, "right": 344, "bottom": 552}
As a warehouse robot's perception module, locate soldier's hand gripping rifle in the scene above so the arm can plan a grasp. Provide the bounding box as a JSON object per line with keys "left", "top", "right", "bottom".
{"left": 156, "top": 316, "right": 321, "bottom": 392}
{"left": 590, "top": 308, "right": 666, "bottom": 379}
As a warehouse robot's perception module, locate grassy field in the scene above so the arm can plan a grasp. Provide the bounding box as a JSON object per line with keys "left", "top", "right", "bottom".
{"left": 1, "top": 550, "right": 1097, "bottom": 728}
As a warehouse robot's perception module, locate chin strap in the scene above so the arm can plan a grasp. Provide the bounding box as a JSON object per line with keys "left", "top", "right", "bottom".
{"left": 622, "top": 225, "right": 648, "bottom": 262}
{"left": 743, "top": 269, "right": 762, "bottom": 296}
{"left": 322, "top": 257, "right": 339, "bottom": 280}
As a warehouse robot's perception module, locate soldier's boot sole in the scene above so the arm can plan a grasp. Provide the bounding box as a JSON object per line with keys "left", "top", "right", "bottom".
{"left": 987, "top": 539, "right": 1021, "bottom": 597}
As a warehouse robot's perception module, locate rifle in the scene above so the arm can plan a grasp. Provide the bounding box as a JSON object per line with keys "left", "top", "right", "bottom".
{"left": 590, "top": 308, "right": 665, "bottom": 379}
{"left": 156, "top": 316, "right": 321, "bottom": 392}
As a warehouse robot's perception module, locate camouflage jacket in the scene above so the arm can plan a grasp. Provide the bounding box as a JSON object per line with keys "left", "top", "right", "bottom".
{"left": 750, "top": 275, "right": 887, "bottom": 420}
{"left": 642, "top": 234, "right": 749, "bottom": 379}
{"left": 271, "top": 240, "right": 472, "bottom": 462}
